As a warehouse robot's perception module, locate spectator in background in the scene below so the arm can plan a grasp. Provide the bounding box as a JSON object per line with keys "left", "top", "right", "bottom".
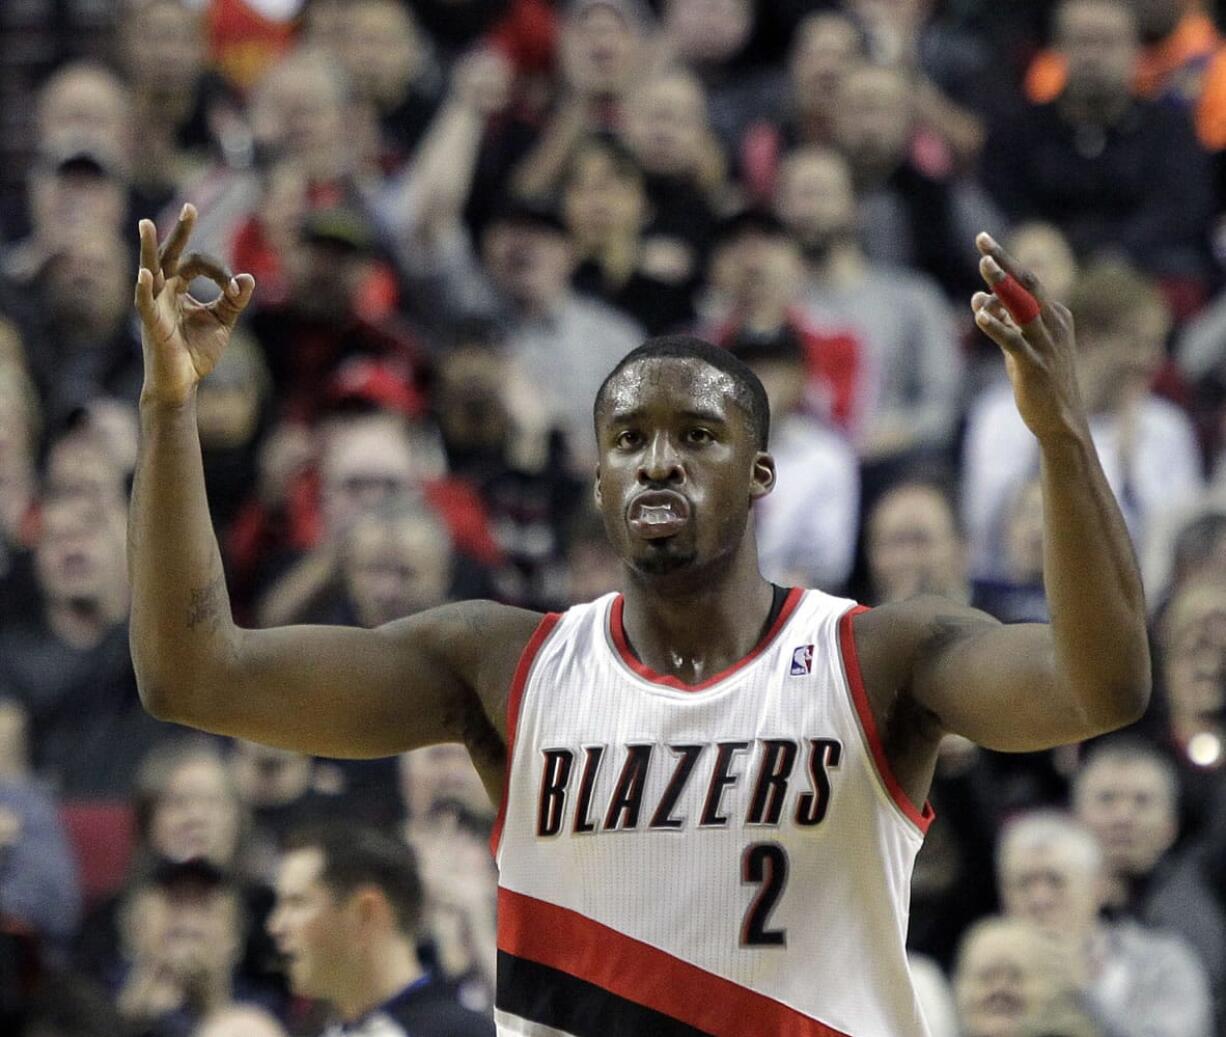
{"left": 1072, "top": 738, "right": 1226, "bottom": 1019}
{"left": 983, "top": 0, "right": 1213, "bottom": 283}
{"left": 732, "top": 327, "right": 859, "bottom": 592}
{"left": 561, "top": 135, "right": 694, "bottom": 334}
{"left": 244, "top": 205, "right": 423, "bottom": 425}
{"left": 865, "top": 476, "right": 968, "bottom": 606}
{"left": 660, "top": 0, "right": 781, "bottom": 156}
{"left": 952, "top": 916, "right": 1091, "bottom": 1037}
{"left": 117, "top": 0, "right": 239, "bottom": 217}
{"left": 115, "top": 860, "right": 266, "bottom": 1037}
{"left": 832, "top": 61, "right": 1003, "bottom": 300}
{"left": 963, "top": 260, "right": 1203, "bottom": 583}
{"left": 1024, "top": 0, "right": 1218, "bottom": 108}
{"left": 621, "top": 68, "right": 725, "bottom": 291}
{"left": 2, "top": 143, "right": 130, "bottom": 289}
{"left": 0, "top": 699, "right": 81, "bottom": 960}
{"left": 978, "top": 476, "right": 1049, "bottom": 624}
{"left": 74, "top": 739, "right": 281, "bottom": 1008}
{"left": 8, "top": 222, "right": 144, "bottom": 429}
{"left": 334, "top": 0, "right": 441, "bottom": 174}
{"left": 0, "top": 489, "right": 170, "bottom": 797}
{"left": 998, "top": 810, "right": 1212, "bottom": 1037}
{"left": 267, "top": 824, "right": 493, "bottom": 1036}
{"left": 34, "top": 62, "right": 134, "bottom": 178}
{"left": 510, "top": 0, "right": 650, "bottom": 203}
{"left": 739, "top": 10, "right": 866, "bottom": 205}
{"left": 775, "top": 145, "right": 962, "bottom": 471}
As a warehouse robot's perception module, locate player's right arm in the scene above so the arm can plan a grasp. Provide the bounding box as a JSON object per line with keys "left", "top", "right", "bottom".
{"left": 128, "top": 207, "right": 539, "bottom": 759}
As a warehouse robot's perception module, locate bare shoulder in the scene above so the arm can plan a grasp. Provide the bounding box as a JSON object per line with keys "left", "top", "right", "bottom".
{"left": 376, "top": 598, "right": 549, "bottom": 734}
{"left": 849, "top": 595, "right": 1002, "bottom": 730}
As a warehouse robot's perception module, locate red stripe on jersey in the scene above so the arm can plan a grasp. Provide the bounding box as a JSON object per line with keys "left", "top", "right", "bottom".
{"left": 490, "top": 613, "right": 562, "bottom": 858}
{"left": 610, "top": 587, "right": 804, "bottom": 691}
{"left": 497, "top": 887, "right": 854, "bottom": 1037}
{"left": 837, "top": 606, "right": 934, "bottom": 834}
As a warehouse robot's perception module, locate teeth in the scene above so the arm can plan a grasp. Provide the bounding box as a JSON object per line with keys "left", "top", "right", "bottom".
{"left": 640, "top": 504, "right": 675, "bottom": 525}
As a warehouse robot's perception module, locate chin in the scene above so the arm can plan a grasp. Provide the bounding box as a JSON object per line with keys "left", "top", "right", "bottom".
{"left": 631, "top": 542, "right": 699, "bottom": 576}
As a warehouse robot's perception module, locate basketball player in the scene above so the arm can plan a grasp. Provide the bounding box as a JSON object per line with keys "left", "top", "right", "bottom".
{"left": 129, "top": 206, "right": 1149, "bottom": 1036}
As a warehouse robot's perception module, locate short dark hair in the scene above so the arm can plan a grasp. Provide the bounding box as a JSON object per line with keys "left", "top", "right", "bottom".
{"left": 285, "top": 823, "right": 423, "bottom": 936}
{"left": 593, "top": 334, "right": 771, "bottom": 450}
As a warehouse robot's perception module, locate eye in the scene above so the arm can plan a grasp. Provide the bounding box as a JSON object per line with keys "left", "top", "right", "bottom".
{"left": 686, "top": 427, "right": 714, "bottom": 445}
{"left": 615, "top": 429, "right": 641, "bottom": 449}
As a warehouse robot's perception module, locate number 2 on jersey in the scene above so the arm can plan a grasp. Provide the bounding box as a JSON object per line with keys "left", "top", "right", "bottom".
{"left": 740, "top": 842, "right": 789, "bottom": 946}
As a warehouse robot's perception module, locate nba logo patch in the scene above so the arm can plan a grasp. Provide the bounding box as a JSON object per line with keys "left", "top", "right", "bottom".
{"left": 790, "top": 644, "right": 814, "bottom": 675}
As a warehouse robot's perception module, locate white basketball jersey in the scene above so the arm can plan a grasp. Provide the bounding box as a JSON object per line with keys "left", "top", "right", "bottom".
{"left": 490, "top": 589, "right": 934, "bottom": 1037}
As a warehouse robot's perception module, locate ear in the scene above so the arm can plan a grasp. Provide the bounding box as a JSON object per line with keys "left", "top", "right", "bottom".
{"left": 750, "top": 451, "right": 775, "bottom": 501}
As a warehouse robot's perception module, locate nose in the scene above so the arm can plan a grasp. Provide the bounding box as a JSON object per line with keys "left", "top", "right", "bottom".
{"left": 636, "top": 432, "right": 683, "bottom": 486}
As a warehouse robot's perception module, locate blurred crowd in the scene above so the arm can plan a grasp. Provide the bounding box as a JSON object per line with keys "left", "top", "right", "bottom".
{"left": 0, "top": 0, "right": 1225, "bottom": 1034}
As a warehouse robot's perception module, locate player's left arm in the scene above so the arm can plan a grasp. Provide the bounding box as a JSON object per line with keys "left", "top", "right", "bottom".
{"left": 877, "top": 234, "right": 1151, "bottom": 752}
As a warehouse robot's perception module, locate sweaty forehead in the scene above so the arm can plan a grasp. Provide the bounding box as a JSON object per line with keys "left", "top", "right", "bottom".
{"left": 599, "top": 357, "right": 746, "bottom": 422}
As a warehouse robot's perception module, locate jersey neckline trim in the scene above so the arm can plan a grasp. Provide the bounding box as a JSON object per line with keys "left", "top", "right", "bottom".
{"left": 608, "top": 586, "right": 805, "bottom": 692}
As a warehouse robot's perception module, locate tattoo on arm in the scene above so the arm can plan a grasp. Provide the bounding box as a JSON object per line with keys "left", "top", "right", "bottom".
{"left": 186, "top": 573, "right": 226, "bottom": 631}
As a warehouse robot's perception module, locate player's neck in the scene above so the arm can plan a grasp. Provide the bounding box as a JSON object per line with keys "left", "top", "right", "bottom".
{"left": 620, "top": 555, "right": 777, "bottom": 685}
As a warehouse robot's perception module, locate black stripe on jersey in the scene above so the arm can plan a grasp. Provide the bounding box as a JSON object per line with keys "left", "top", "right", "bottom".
{"left": 496, "top": 951, "right": 713, "bottom": 1037}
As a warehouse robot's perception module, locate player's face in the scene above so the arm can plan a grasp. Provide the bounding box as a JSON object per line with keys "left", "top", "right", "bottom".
{"left": 595, "top": 358, "right": 773, "bottom": 582}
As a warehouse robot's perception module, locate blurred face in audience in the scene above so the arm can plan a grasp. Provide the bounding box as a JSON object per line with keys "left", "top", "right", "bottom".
{"left": 268, "top": 847, "right": 362, "bottom": 1000}
{"left": 1073, "top": 755, "right": 1177, "bottom": 878}
{"left": 774, "top": 147, "right": 856, "bottom": 259}
{"left": 287, "top": 237, "right": 371, "bottom": 322}
{"left": 563, "top": 4, "right": 640, "bottom": 95}
{"left": 665, "top": 0, "right": 752, "bottom": 64}
{"left": 625, "top": 72, "right": 710, "bottom": 178}
{"left": 1057, "top": 0, "right": 1139, "bottom": 106}
{"left": 198, "top": 339, "right": 266, "bottom": 451}
{"left": 37, "top": 64, "right": 133, "bottom": 163}
{"left": 1162, "top": 581, "right": 1226, "bottom": 748}
{"left": 126, "top": 881, "right": 244, "bottom": 982}
{"left": 435, "top": 345, "right": 509, "bottom": 451}
{"left": 835, "top": 64, "right": 914, "bottom": 180}
{"left": 789, "top": 13, "right": 863, "bottom": 116}
{"left": 866, "top": 484, "right": 966, "bottom": 604}
{"left": 1004, "top": 224, "right": 1077, "bottom": 304}
{"left": 151, "top": 754, "right": 242, "bottom": 866}
{"left": 35, "top": 496, "right": 125, "bottom": 608}
{"left": 1073, "top": 305, "right": 1164, "bottom": 415}
{"left": 954, "top": 922, "right": 1058, "bottom": 1037}
{"left": 339, "top": 0, "right": 423, "bottom": 107}
{"left": 253, "top": 52, "right": 348, "bottom": 174}
{"left": 399, "top": 743, "right": 490, "bottom": 823}
{"left": 44, "top": 432, "right": 126, "bottom": 508}
{"left": 482, "top": 221, "right": 574, "bottom": 313}
{"left": 563, "top": 145, "right": 647, "bottom": 252}
{"left": 231, "top": 742, "right": 314, "bottom": 808}
{"left": 999, "top": 835, "right": 1102, "bottom": 939}
{"left": 43, "top": 228, "right": 132, "bottom": 339}
{"left": 29, "top": 163, "right": 127, "bottom": 246}
{"left": 321, "top": 416, "right": 421, "bottom": 536}
{"left": 342, "top": 510, "right": 452, "bottom": 627}
{"left": 722, "top": 227, "right": 804, "bottom": 319}
{"left": 121, "top": 0, "right": 205, "bottom": 96}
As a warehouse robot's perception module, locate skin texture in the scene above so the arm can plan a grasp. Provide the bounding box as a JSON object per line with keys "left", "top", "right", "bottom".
{"left": 128, "top": 210, "right": 1149, "bottom": 814}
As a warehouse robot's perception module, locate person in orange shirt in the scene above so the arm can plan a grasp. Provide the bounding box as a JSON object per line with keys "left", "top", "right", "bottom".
{"left": 1025, "top": 0, "right": 1218, "bottom": 105}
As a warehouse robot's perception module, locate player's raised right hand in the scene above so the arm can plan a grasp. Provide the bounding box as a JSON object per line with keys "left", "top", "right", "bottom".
{"left": 134, "top": 204, "right": 255, "bottom": 408}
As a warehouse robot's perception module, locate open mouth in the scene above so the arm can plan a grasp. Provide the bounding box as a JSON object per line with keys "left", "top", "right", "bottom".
{"left": 627, "top": 490, "right": 690, "bottom": 540}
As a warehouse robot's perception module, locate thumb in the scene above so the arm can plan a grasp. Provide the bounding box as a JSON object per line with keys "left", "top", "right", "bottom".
{"left": 212, "top": 273, "right": 256, "bottom": 327}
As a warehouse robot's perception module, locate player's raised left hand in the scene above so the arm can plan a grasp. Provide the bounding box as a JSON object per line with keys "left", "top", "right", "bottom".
{"left": 971, "top": 232, "right": 1087, "bottom": 441}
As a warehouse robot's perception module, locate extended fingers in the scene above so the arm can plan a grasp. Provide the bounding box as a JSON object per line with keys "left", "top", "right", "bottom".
{"left": 158, "top": 204, "right": 197, "bottom": 279}
{"left": 211, "top": 273, "right": 256, "bottom": 327}
{"left": 138, "top": 220, "right": 160, "bottom": 277}
{"left": 134, "top": 266, "right": 157, "bottom": 323}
